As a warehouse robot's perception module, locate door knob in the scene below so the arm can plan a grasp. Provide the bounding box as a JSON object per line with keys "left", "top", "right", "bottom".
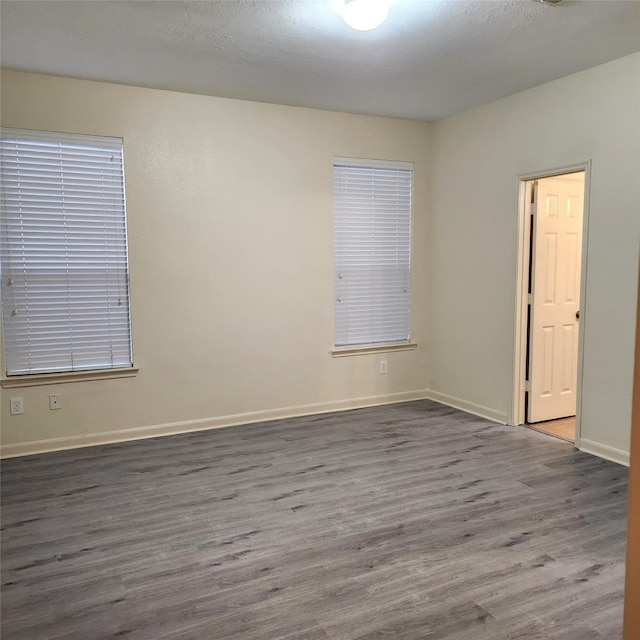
{"left": 576, "top": 310, "right": 580, "bottom": 320}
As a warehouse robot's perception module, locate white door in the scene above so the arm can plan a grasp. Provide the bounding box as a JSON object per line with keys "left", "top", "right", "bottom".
{"left": 528, "top": 172, "right": 584, "bottom": 423}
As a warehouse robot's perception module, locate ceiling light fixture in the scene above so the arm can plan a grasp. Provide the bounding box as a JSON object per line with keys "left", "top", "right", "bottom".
{"left": 341, "top": 0, "right": 389, "bottom": 31}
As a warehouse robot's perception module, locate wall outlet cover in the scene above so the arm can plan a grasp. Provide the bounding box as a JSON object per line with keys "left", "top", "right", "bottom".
{"left": 10, "top": 397, "right": 24, "bottom": 415}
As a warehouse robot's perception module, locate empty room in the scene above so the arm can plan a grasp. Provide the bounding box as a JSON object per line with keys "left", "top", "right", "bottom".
{"left": 1, "top": 1, "right": 640, "bottom": 639}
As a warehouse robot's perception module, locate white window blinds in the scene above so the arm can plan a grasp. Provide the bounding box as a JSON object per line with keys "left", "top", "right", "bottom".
{"left": 0, "top": 128, "right": 133, "bottom": 376}
{"left": 334, "top": 157, "right": 413, "bottom": 347}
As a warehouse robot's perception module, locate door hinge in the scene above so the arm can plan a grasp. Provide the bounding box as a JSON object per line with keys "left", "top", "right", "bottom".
{"left": 527, "top": 293, "right": 532, "bottom": 305}
{"left": 525, "top": 380, "right": 530, "bottom": 392}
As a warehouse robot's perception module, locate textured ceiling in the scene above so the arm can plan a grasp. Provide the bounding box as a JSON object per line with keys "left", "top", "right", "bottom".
{"left": 1, "top": 0, "right": 639, "bottom": 121}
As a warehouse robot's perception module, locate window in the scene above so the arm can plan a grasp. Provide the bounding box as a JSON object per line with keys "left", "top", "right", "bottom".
{"left": 0, "top": 129, "right": 133, "bottom": 376}
{"left": 333, "top": 157, "right": 413, "bottom": 347}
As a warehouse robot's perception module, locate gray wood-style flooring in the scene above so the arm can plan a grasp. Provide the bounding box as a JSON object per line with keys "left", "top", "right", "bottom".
{"left": 1, "top": 400, "right": 629, "bottom": 639}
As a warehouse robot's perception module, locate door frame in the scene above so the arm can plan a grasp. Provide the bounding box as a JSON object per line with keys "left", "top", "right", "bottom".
{"left": 510, "top": 160, "right": 592, "bottom": 448}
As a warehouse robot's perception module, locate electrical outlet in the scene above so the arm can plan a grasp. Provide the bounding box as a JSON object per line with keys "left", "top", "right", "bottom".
{"left": 49, "top": 393, "right": 61, "bottom": 410}
{"left": 10, "top": 397, "right": 24, "bottom": 415}
{"left": 379, "top": 360, "right": 388, "bottom": 374}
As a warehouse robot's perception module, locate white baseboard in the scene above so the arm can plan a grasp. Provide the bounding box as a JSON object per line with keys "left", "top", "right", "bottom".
{"left": 423, "top": 389, "right": 508, "bottom": 424}
{"left": 1, "top": 389, "right": 431, "bottom": 458}
{"left": 578, "top": 438, "right": 629, "bottom": 467}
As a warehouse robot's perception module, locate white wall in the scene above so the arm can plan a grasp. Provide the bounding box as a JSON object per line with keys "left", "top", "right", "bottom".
{"left": 428, "top": 53, "right": 640, "bottom": 463}
{"left": 0, "top": 70, "right": 432, "bottom": 455}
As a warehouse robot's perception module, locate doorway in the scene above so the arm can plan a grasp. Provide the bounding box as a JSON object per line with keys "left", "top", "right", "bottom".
{"left": 511, "top": 164, "right": 591, "bottom": 446}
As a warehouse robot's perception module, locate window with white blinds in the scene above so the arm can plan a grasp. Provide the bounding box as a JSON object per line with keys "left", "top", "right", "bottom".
{"left": 0, "top": 128, "right": 133, "bottom": 376}
{"left": 334, "top": 157, "right": 413, "bottom": 347}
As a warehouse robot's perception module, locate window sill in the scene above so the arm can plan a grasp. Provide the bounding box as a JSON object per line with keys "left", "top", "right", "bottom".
{"left": 1, "top": 367, "right": 139, "bottom": 388}
{"left": 331, "top": 342, "right": 418, "bottom": 358}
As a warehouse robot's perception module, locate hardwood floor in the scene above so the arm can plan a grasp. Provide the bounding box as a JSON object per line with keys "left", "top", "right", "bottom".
{"left": 1, "top": 400, "right": 628, "bottom": 639}
{"left": 528, "top": 417, "right": 576, "bottom": 442}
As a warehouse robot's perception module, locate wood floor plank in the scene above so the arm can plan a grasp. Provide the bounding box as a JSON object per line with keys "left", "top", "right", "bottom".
{"left": 1, "top": 400, "right": 628, "bottom": 639}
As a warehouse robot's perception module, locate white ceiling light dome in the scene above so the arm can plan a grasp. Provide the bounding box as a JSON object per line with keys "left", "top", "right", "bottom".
{"left": 342, "top": 0, "right": 389, "bottom": 31}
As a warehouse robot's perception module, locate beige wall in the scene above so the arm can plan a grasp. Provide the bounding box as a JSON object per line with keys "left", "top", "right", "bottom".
{"left": 2, "top": 54, "right": 639, "bottom": 463}
{"left": 429, "top": 53, "right": 640, "bottom": 463}
{"left": 0, "top": 70, "right": 433, "bottom": 454}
